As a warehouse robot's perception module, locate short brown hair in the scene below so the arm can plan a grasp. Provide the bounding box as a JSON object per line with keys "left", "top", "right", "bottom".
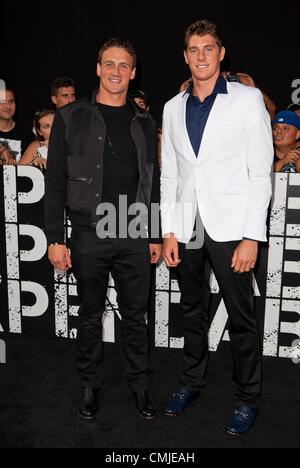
{"left": 51, "top": 77, "right": 75, "bottom": 97}
{"left": 185, "top": 20, "right": 223, "bottom": 49}
{"left": 98, "top": 38, "right": 137, "bottom": 68}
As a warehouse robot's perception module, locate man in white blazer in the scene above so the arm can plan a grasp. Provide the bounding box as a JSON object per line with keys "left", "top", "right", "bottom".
{"left": 161, "top": 20, "right": 274, "bottom": 435}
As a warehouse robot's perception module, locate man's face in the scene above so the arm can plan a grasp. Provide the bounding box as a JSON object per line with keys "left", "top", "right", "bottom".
{"left": 51, "top": 87, "right": 76, "bottom": 109}
{"left": 184, "top": 34, "right": 225, "bottom": 84}
{"left": 97, "top": 47, "right": 136, "bottom": 96}
{"left": 273, "top": 124, "right": 300, "bottom": 148}
{"left": 0, "top": 90, "right": 16, "bottom": 121}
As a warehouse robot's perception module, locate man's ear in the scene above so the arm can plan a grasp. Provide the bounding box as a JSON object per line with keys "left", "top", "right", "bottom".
{"left": 51, "top": 96, "right": 57, "bottom": 106}
{"left": 184, "top": 50, "right": 189, "bottom": 65}
{"left": 130, "top": 67, "right": 136, "bottom": 81}
{"left": 220, "top": 47, "right": 226, "bottom": 63}
{"left": 296, "top": 130, "right": 300, "bottom": 141}
{"left": 96, "top": 62, "right": 101, "bottom": 78}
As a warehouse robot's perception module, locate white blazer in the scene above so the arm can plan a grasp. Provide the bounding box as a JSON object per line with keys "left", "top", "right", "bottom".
{"left": 161, "top": 82, "right": 274, "bottom": 243}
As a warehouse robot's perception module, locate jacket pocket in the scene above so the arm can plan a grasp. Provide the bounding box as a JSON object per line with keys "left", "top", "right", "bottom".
{"left": 67, "top": 177, "right": 94, "bottom": 211}
{"left": 68, "top": 177, "right": 93, "bottom": 184}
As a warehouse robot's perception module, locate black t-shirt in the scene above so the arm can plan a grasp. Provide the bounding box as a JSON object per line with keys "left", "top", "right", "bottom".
{"left": 99, "top": 102, "right": 138, "bottom": 205}
{"left": 0, "top": 123, "right": 35, "bottom": 162}
{"left": 97, "top": 103, "right": 139, "bottom": 235}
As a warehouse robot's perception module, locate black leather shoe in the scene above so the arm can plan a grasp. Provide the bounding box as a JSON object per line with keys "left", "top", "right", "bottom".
{"left": 164, "top": 387, "right": 200, "bottom": 417}
{"left": 78, "top": 387, "right": 99, "bottom": 420}
{"left": 133, "top": 391, "right": 157, "bottom": 420}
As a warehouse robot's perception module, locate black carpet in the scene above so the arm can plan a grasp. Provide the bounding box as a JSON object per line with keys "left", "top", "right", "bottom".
{"left": 0, "top": 334, "right": 299, "bottom": 448}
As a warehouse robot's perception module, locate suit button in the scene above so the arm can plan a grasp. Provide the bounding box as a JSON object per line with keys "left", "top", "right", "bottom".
{"left": 98, "top": 136, "right": 103, "bottom": 141}
{"left": 96, "top": 193, "right": 100, "bottom": 198}
{"left": 96, "top": 165, "right": 101, "bottom": 169}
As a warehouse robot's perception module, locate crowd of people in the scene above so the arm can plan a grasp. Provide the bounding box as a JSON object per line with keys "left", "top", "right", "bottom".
{"left": 1, "top": 73, "right": 299, "bottom": 171}
{"left": 0, "top": 77, "right": 76, "bottom": 167}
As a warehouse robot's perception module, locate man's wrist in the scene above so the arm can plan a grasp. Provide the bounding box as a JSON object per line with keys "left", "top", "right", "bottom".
{"left": 163, "top": 233, "right": 176, "bottom": 239}
{"left": 243, "top": 237, "right": 258, "bottom": 243}
{"left": 0, "top": 144, "right": 6, "bottom": 156}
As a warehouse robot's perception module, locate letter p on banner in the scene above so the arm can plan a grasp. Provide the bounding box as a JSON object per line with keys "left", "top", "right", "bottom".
{"left": 0, "top": 79, "right": 6, "bottom": 103}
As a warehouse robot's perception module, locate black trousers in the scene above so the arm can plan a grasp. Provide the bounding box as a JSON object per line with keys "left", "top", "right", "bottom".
{"left": 176, "top": 231, "right": 262, "bottom": 407}
{"left": 71, "top": 231, "right": 152, "bottom": 392}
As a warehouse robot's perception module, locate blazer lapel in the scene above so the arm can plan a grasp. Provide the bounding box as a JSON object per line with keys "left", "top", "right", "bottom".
{"left": 197, "top": 93, "right": 229, "bottom": 163}
{"left": 179, "top": 93, "right": 198, "bottom": 163}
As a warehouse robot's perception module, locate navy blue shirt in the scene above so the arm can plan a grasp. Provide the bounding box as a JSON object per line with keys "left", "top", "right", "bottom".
{"left": 185, "top": 76, "right": 228, "bottom": 157}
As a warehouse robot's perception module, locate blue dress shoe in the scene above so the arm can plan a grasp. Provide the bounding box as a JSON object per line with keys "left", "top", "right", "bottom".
{"left": 227, "top": 404, "right": 259, "bottom": 436}
{"left": 164, "top": 387, "right": 200, "bottom": 417}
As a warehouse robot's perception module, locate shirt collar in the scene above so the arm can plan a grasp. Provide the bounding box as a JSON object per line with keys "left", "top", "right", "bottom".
{"left": 183, "top": 75, "right": 228, "bottom": 99}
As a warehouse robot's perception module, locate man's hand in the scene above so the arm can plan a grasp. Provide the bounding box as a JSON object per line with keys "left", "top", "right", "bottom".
{"left": 231, "top": 240, "right": 258, "bottom": 274}
{"left": 0, "top": 144, "right": 17, "bottom": 165}
{"left": 163, "top": 234, "right": 181, "bottom": 268}
{"left": 48, "top": 244, "right": 72, "bottom": 271}
{"left": 149, "top": 243, "right": 163, "bottom": 265}
{"left": 33, "top": 157, "right": 47, "bottom": 170}
{"left": 237, "top": 73, "right": 256, "bottom": 88}
{"left": 0, "top": 150, "right": 16, "bottom": 165}
{"left": 296, "top": 155, "right": 300, "bottom": 173}
{"left": 5, "top": 158, "right": 17, "bottom": 166}
{"left": 281, "top": 150, "right": 300, "bottom": 166}
{"left": 275, "top": 150, "right": 300, "bottom": 172}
